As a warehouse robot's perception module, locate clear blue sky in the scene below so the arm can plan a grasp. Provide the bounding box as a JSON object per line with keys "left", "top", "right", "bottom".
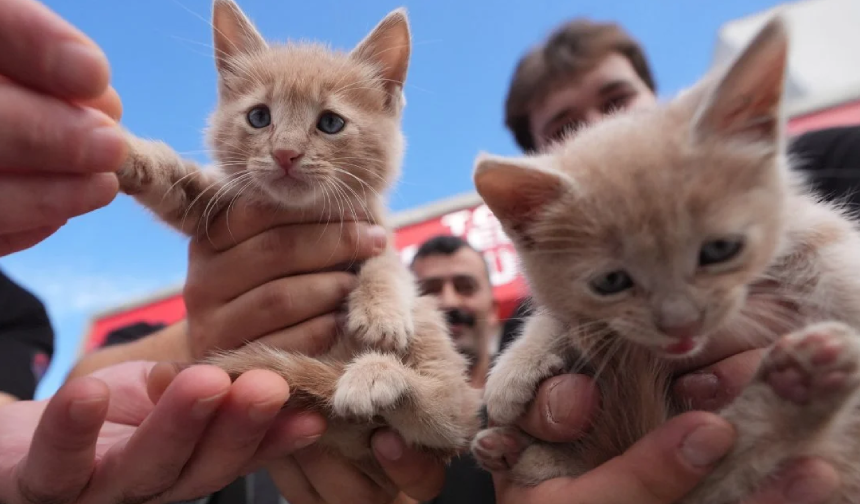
{"left": 1, "top": 0, "right": 785, "bottom": 399}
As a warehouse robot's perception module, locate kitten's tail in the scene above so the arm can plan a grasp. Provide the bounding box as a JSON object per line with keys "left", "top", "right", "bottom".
{"left": 203, "top": 342, "right": 344, "bottom": 408}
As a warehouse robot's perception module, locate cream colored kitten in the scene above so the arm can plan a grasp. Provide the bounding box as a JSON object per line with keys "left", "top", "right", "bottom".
{"left": 115, "top": 0, "right": 481, "bottom": 492}
{"left": 471, "top": 16, "right": 860, "bottom": 503}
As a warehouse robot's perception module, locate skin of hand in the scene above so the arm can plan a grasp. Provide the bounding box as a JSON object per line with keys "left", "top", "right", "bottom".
{"left": 66, "top": 203, "right": 447, "bottom": 502}
{"left": 0, "top": 0, "right": 126, "bottom": 257}
{"left": 500, "top": 349, "right": 840, "bottom": 504}
{"left": 494, "top": 410, "right": 839, "bottom": 504}
{"left": 0, "top": 360, "right": 329, "bottom": 504}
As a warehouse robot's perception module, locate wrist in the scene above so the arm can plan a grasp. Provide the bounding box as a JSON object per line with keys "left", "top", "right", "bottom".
{"left": 66, "top": 320, "right": 193, "bottom": 380}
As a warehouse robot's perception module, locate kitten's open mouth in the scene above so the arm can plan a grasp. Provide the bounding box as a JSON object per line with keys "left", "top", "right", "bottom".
{"left": 661, "top": 337, "right": 702, "bottom": 357}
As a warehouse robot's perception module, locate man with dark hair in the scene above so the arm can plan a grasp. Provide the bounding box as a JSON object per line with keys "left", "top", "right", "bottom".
{"left": 0, "top": 269, "right": 54, "bottom": 405}
{"left": 505, "top": 18, "right": 658, "bottom": 154}
{"left": 410, "top": 234, "right": 498, "bottom": 389}
{"left": 408, "top": 234, "right": 498, "bottom": 504}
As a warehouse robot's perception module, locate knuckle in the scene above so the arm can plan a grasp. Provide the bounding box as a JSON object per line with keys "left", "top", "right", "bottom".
{"left": 182, "top": 278, "right": 207, "bottom": 312}
{"left": 17, "top": 478, "right": 73, "bottom": 504}
{"left": 259, "top": 282, "right": 294, "bottom": 315}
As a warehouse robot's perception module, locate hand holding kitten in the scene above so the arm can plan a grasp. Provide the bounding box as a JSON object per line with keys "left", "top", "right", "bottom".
{"left": 492, "top": 410, "right": 839, "bottom": 504}
{"left": 182, "top": 202, "right": 388, "bottom": 361}
{"left": 496, "top": 364, "right": 840, "bottom": 504}
{"left": 0, "top": 0, "right": 126, "bottom": 257}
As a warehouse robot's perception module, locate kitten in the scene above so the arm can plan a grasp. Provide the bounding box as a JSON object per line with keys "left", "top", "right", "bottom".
{"left": 115, "top": 0, "right": 481, "bottom": 492}
{"left": 470, "top": 15, "right": 860, "bottom": 504}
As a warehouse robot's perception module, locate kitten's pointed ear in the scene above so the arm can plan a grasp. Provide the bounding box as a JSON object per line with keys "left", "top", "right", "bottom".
{"left": 474, "top": 152, "right": 567, "bottom": 237}
{"left": 351, "top": 9, "right": 411, "bottom": 100}
{"left": 692, "top": 15, "right": 789, "bottom": 145}
{"left": 212, "top": 0, "right": 267, "bottom": 73}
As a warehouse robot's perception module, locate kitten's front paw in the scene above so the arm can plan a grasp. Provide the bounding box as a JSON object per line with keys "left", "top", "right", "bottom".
{"left": 471, "top": 426, "right": 529, "bottom": 472}
{"left": 347, "top": 299, "right": 414, "bottom": 353}
{"left": 484, "top": 353, "right": 565, "bottom": 426}
{"left": 333, "top": 353, "right": 411, "bottom": 418}
{"left": 761, "top": 321, "right": 860, "bottom": 406}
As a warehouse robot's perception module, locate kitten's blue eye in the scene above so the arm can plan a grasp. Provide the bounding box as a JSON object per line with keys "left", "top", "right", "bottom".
{"left": 317, "top": 111, "right": 345, "bottom": 134}
{"left": 699, "top": 238, "right": 744, "bottom": 266}
{"left": 247, "top": 105, "right": 271, "bottom": 128}
{"left": 589, "top": 270, "right": 634, "bottom": 296}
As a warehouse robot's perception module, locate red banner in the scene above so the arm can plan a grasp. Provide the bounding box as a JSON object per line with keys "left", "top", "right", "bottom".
{"left": 83, "top": 201, "right": 527, "bottom": 353}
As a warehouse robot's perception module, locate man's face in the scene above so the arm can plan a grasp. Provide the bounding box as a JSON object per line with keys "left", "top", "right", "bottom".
{"left": 528, "top": 52, "right": 657, "bottom": 152}
{"left": 411, "top": 247, "right": 498, "bottom": 360}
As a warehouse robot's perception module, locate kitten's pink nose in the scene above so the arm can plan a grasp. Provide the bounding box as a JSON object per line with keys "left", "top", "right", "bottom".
{"left": 272, "top": 149, "right": 303, "bottom": 173}
{"left": 658, "top": 320, "right": 703, "bottom": 340}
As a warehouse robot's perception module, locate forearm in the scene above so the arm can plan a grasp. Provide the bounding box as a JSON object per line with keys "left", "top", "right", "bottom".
{"left": 66, "top": 321, "right": 192, "bottom": 380}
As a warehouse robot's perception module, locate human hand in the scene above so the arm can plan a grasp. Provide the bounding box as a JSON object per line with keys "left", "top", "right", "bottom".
{"left": 267, "top": 428, "right": 446, "bottom": 503}
{"left": 181, "top": 202, "right": 388, "bottom": 361}
{"left": 0, "top": 0, "right": 127, "bottom": 256}
{"left": 180, "top": 204, "right": 444, "bottom": 502}
{"left": 0, "top": 360, "right": 325, "bottom": 504}
{"left": 501, "top": 349, "right": 839, "bottom": 502}
{"left": 495, "top": 411, "right": 838, "bottom": 504}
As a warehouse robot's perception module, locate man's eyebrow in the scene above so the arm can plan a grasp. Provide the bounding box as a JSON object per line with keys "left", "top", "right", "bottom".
{"left": 598, "top": 80, "right": 633, "bottom": 96}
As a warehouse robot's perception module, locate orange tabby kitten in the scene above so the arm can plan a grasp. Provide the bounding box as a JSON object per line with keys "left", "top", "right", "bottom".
{"left": 471, "top": 16, "right": 860, "bottom": 503}
{"left": 115, "top": 0, "right": 481, "bottom": 492}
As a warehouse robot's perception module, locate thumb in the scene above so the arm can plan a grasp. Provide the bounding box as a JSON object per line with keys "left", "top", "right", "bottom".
{"left": 497, "top": 411, "right": 736, "bottom": 504}
{"left": 13, "top": 377, "right": 109, "bottom": 503}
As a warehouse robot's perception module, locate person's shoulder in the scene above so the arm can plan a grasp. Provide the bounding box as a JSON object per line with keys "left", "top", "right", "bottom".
{"left": 789, "top": 124, "right": 860, "bottom": 172}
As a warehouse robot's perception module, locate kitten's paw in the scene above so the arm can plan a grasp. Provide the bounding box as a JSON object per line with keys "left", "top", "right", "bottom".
{"left": 761, "top": 321, "right": 860, "bottom": 406}
{"left": 484, "top": 353, "right": 565, "bottom": 426}
{"left": 347, "top": 301, "right": 414, "bottom": 353}
{"left": 471, "top": 427, "right": 528, "bottom": 472}
{"left": 333, "top": 353, "right": 411, "bottom": 418}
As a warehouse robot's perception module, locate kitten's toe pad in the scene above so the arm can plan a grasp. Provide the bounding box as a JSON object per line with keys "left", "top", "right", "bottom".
{"left": 762, "top": 322, "right": 860, "bottom": 405}
{"left": 471, "top": 427, "right": 527, "bottom": 472}
{"left": 333, "top": 354, "right": 410, "bottom": 418}
{"left": 347, "top": 303, "right": 414, "bottom": 353}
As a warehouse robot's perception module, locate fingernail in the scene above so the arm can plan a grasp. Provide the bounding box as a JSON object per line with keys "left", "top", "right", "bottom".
{"left": 83, "top": 126, "right": 127, "bottom": 172}
{"left": 192, "top": 389, "right": 228, "bottom": 419}
{"left": 367, "top": 225, "right": 387, "bottom": 252}
{"left": 678, "top": 372, "right": 720, "bottom": 403}
{"left": 54, "top": 42, "right": 109, "bottom": 97}
{"left": 68, "top": 397, "right": 107, "bottom": 426}
{"left": 546, "top": 376, "right": 577, "bottom": 425}
{"left": 373, "top": 430, "right": 404, "bottom": 461}
{"left": 680, "top": 422, "right": 735, "bottom": 468}
{"left": 291, "top": 434, "right": 321, "bottom": 451}
{"left": 786, "top": 475, "right": 834, "bottom": 504}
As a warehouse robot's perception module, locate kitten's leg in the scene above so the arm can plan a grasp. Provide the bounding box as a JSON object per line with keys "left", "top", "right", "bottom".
{"left": 483, "top": 311, "right": 569, "bottom": 425}
{"left": 346, "top": 248, "right": 416, "bottom": 353}
{"left": 470, "top": 312, "right": 569, "bottom": 472}
{"left": 118, "top": 132, "right": 224, "bottom": 236}
{"left": 203, "top": 342, "right": 344, "bottom": 405}
{"left": 333, "top": 350, "right": 481, "bottom": 452}
{"left": 683, "top": 321, "right": 860, "bottom": 504}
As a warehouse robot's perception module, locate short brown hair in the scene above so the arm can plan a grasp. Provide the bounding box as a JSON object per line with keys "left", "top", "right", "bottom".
{"left": 504, "top": 19, "right": 657, "bottom": 152}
